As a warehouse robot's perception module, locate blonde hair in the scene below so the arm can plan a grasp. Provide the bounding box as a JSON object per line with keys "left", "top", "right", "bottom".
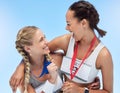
{"left": 15, "top": 26, "right": 38, "bottom": 93}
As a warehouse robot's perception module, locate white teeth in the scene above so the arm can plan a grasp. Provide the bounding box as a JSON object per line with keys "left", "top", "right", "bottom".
{"left": 44, "top": 46, "right": 49, "bottom": 50}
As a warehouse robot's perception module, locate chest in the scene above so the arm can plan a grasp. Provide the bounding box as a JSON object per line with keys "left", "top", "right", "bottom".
{"left": 31, "top": 69, "right": 49, "bottom": 82}
{"left": 75, "top": 45, "right": 95, "bottom": 60}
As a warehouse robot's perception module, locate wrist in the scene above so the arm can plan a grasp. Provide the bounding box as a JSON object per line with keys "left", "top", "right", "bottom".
{"left": 48, "top": 73, "right": 58, "bottom": 84}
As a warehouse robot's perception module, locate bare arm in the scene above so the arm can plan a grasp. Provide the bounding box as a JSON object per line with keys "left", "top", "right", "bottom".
{"left": 48, "top": 33, "right": 71, "bottom": 54}
{"left": 87, "top": 47, "right": 113, "bottom": 93}
{"left": 50, "top": 53, "right": 63, "bottom": 68}
{"left": 95, "top": 47, "right": 113, "bottom": 93}
{"left": 9, "top": 60, "right": 25, "bottom": 92}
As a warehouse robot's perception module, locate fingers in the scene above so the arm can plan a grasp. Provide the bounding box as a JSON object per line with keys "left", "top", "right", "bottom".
{"left": 41, "top": 91, "right": 45, "bottom": 93}
{"left": 12, "top": 86, "right": 17, "bottom": 93}
{"left": 89, "top": 77, "right": 100, "bottom": 89}
{"left": 9, "top": 77, "right": 12, "bottom": 86}
{"left": 19, "top": 78, "right": 24, "bottom": 86}
{"left": 9, "top": 76, "right": 23, "bottom": 93}
{"left": 62, "top": 82, "right": 72, "bottom": 93}
{"left": 90, "top": 83, "right": 100, "bottom": 89}
{"left": 16, "top": 79, "right": 21, "bottom": 88}
{"left": 9, "top": 76, "right": 16, "bottom": 87}
{"left": 95, "top": 77, "right": 100, "bottom": 82}
{"left": 47, "top": 62, "right": 58, "bottom": 72}
{"left": 10, "top": 77, "right": 17, "bottom": 92}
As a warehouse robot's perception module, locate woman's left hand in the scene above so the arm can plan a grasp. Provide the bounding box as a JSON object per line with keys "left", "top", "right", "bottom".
{"left": 62, "top": 81, "right": 84, "bottom": 93}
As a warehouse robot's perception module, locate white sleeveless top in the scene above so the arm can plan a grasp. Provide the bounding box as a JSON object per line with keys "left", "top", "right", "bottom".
{"left": 60, "top": 36, "right": 105, "bottom": 83}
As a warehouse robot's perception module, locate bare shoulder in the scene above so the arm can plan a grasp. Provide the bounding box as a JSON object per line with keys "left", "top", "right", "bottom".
{"left": 48, "top": 33, "right": 72, "bottom": 53}
{"left": 96, "top": 47, "right": 113, "bottom": 69}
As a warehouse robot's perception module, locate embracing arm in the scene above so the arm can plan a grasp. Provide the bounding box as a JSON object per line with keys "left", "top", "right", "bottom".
{"left": 48, "top": 33, "right": 71, "bottom": 54}
{"left": 9, "top": 59, "right": 25, "bottom": 92}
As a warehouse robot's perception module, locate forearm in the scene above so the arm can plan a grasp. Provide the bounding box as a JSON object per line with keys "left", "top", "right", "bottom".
{"left": 9, "top": 59, "right": 25, "bottom": 91}
{"left": 17, "top": 59, "right": 25, "bottom": 70}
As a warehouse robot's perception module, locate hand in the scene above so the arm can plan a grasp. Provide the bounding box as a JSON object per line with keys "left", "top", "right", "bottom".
{"left": 9, "top": 65, "right": 24, "bottom": 92}
{"left": 88, "top": 77, "right": 100, "bottom": 89}
{"left": 62, "top": 81, "right": 84, "bottom": 93}
{"left": 47, "top": 62, "right": 58, "bottom": 84}
{"left": 41, "top": 91, "right": 45, "bottom": 93}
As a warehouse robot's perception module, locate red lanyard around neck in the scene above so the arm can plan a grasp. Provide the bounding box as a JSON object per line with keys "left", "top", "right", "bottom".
{"left": 70, "top": 36, "right": 97, "bottom": 80}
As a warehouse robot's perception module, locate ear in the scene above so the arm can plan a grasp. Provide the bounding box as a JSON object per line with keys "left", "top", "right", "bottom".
{"left": 24, "top": 45, "right": 31, "bottom": 53}
{"left": 81, "top": 19, "right": 88, "bottom": 27}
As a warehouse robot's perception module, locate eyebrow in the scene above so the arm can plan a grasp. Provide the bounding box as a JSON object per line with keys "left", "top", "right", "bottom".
{"left": 39, "top": 35, "right": 46, "bottom": 42}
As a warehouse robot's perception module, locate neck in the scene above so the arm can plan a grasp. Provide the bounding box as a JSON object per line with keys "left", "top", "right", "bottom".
{"left": 80, "top": 30, "right": 96, "bottom": 46}
{"left": 30, "top": 55, "right": 45, "bottom": 69}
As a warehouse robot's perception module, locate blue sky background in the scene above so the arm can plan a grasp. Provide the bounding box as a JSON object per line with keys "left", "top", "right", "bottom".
{"left": 0, "top": 0, "right": 119, "bottom": 93}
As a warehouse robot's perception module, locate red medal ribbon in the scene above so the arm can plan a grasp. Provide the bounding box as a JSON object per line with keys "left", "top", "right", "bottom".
{"left": 70, "top": 36, "right": 97, "bottom": 80}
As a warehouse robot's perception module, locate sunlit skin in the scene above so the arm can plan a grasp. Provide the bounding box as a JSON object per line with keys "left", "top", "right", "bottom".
{"left": 48, "top": 9, "right": 113, "bottom": 93}
{"left": 10, "top": 1, "right": 113, "bottom": 93}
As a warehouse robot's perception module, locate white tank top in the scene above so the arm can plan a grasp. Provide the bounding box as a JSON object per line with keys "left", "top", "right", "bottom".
{"left": 61, "top": 36, "right": 105, "bottom": 83}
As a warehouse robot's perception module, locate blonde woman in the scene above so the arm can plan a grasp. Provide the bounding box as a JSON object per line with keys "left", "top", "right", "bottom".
{"left": 11, "top": 26, "right": 63, "bottom": 93}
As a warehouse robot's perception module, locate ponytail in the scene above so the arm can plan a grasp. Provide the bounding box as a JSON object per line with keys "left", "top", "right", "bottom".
{"left": 95, "top": 25, "right": 107, "bottom": 37}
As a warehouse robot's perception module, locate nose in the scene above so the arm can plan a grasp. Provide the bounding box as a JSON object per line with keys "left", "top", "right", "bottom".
{"left": 44, "top": 38, "right": 48, "bottom": 44}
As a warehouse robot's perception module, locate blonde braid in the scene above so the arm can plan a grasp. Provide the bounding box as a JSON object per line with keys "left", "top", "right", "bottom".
{"left": 16, "top": 42, "right": 31, "bottom": 93}
{"left": 15, "top": 26, "right": 38, "bottom": 93}
{"left": 24, "top": 56, "right": 30, "bottom": 93}
{"left": 46, "top": 54, "right": 53, "bottom": 62}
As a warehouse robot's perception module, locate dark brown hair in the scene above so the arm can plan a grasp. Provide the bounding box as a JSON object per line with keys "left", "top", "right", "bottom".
{"left": 69, "top": 0, "right": 106, "bottom": 37}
